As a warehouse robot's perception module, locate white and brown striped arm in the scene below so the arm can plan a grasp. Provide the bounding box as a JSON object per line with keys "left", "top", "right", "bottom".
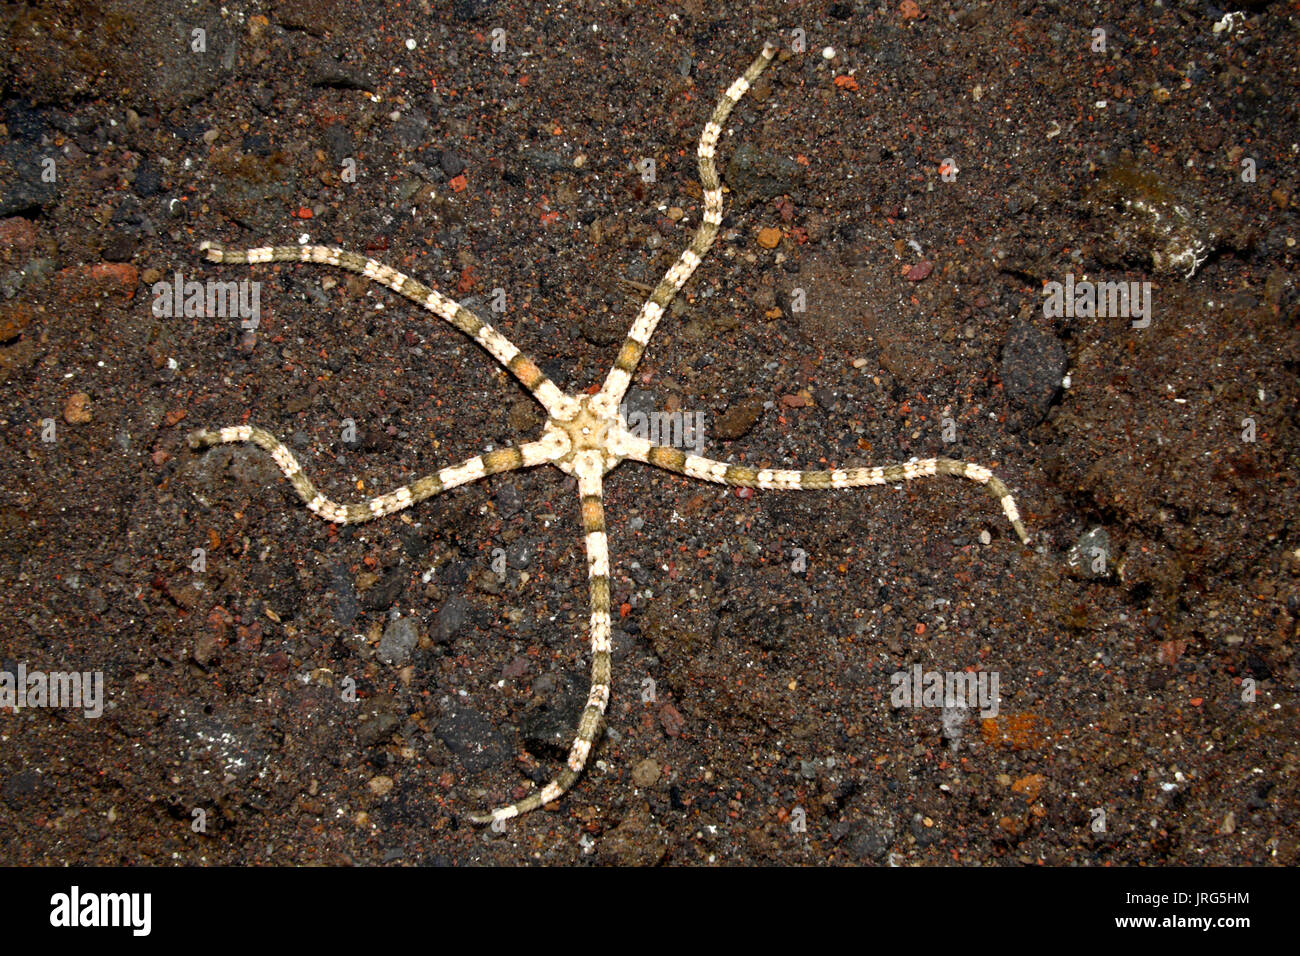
{"left": 472, "top": 450, "right": 613, "bottom": 825}
{"left": 188, "top": 424, "right": 566, "bottom": 524}
{"left": 199, "top": 242, "right": 574, "bottom": 418}
{"left": 598, "top": 42, "right": 778, "bottom": 408}
{"left": 622, "top": 439, "right": 1031, "bottom": 545}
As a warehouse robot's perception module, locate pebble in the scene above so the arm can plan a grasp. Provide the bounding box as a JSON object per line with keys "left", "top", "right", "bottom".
{"left": 632, "top": 758, "right": 661, "bottom": 787}
{"left": 0, "top": 218, "right": 37, "bottom": 253}
{"left": 377, "top": 616, "right": 419, "bottom": 665}
{"left": 712, "top": 398, "right": 764, "bottom": 440}
{"left": 433, "top": 594, "right": 469, "bottom": 642}
{"left": 905, "top": 259, "right": 934, "bottom": 281}
{"left": 506, "top": 540, "right": 533, "bottom": 570}
{"left": 357, "top": 710, "right": 399, "bottom": 748}
{"left": 0, "top": 302, "right": 34, "bottom": 340}
{"left": 1000, "top": 320, "right": 1066, "bottom": 429}
{"left": 848, "top": 824, "right": 891, "bottom": 861}
{"left": 495, "top": 481, "right": 523, "bottom": 518}
{"left": 757, "top": 226, "right": 782, "bottom": 249}
{"left": 64, "top": 392, "right": 92, "bottom": 424}
{"left": 368, "top": 775, "right": 394, "bottom": 796}
{"left": 436, "top": 707, "right": 510, "bottom": 773}
{"left": 659, "top": 703, "right": 685, "bottom": 738}
{"left": 53, "top": 262, "right": 139, "bottom": 305}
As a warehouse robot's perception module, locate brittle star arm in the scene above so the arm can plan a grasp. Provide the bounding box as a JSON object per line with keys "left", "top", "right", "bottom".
{"left": 620, "top": 436, "right": 1032, "bottom": 545}
{"left": 199, "top": 241, "right": 575, "bottom": 419}
{"left": 472, "top": 450, "right": 613, "bottom": 824}
{"left": 187, "top": 424, "right": 567, "bottom": 523}
{"left": 597, "top": 41, "right": 778, "bottom": 409}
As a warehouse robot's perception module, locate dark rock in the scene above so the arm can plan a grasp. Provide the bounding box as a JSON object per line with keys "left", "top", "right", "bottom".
{"left": 433, "top": 594, "right": 469, "bottom": 642}
{"left": 848, "top": 822, "right": 892, "bottom": 861}
{"left": 328, "top": 562, "right": 359, "bottom": 628}
{"left": 377, "top": 617, "right": 419, "bottom": 665}
{"left": 439, "top": 149, "right": 466, "bottom": 177}
{"left": 494, "top": 481, "right": 523, "bottom": 518}
{"left": 506, "top": 540, "right": 533, "bottom": 570}
{"left": 357, "top": 710, "right": 400, "bottom": 748}
{"left": 597, "top": 802, "right": 668, "bottom": 865}
{"left": 521, "top": 671, "right": 586, "bottom": 759}
{"left": 712, "top": 398, "right": 764, "bottom": 440}
{"left": 436, "top": 706, "right": 509, "bottom": 773}
{"left": 308, "top": 55, "right": 375, "bottom": 91}
{"left": 133, "top": 158, "right": 162, "bottom": 197}
{"left": 999, "top": 320, "right": 1066, "bottom": 429}
{"left": 323, "top": 124, "right": 354, "bottom": 166}
{"left": 725, "top": 143, "right": 805, "bottom": 206}
{"left": 2, "top": 769, "right": 45, "bottom": 810}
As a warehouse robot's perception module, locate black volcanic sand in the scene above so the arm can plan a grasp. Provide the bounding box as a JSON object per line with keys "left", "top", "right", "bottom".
{"left": 0, "top": 0, "right": 1295, "bottom": 865}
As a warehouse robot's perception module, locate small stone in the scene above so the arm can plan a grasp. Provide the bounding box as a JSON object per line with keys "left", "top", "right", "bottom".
{"left": 0, "top": 302, "right": 34, "bottom": 341}
{"left": 0, "top": 218, "right": 38, "bottom": 253}
{"left": 64, "top": 392, "right": 92, "bottom": 424}
{"left": 598, "top": 802, "right": 668, "bottom": 866}
{"left": 848, "top": 824, "right": 891, "bottom": 861}
{"left": 54, "top": 262, "right": 139, "bottom": 305}
{"left": 102, "top": 233, "right": 137, "bottom": 262}
{"left": 433, "top": 594, "right": 469, "bottom": 642}
{"left": 1000, "top": 319, "right": 1066, "bottom": 429}
{"left": 659, "top": 703, "right": 685, "bottom": 738}
{"left": 377, "top": 616, "right": 419, "bottom": 665}
{"left": 632, "top": 758, "right": 661, "bottom": 787}
{"left": 436, "top": 706, "right": 510, "bottom": 773}
{"left": 905, "top": 259, "right": 934, "bottom": 281}
{"left": 756, "top": 227, "right": 782, "bottom": 249}
{"left": 439, "top": 149, "right": 466, "bottom": 177}
{"left": 1011, "top": 773, "right": 1045, "bottom": 803}
{"left": 357, "top": 710, "right": 399, "bottom": 748}
{"left": 712, "top": 398, "right": 763, "bottom": 440}
{"left": 368, "top": 775, "right": 394, "bottom": 796}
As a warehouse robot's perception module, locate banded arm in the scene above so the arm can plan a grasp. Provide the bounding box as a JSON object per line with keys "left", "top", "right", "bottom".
{"left": 623, "top": 440, "right": 1031, "bottom": 545}
{"left": 472, "top": 450, "right": 614, "bottom": 824}
{"left": 598, "top": 42, "right": 778, "bottom": 407}
{"left": 199, "top": 242, "right": 575, "bottom": 418}
{"left": 188, "top": 424, "right": 566, "bottom": 524}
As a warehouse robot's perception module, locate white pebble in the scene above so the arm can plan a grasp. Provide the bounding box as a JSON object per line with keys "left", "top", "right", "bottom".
{"left": 822, "top": 46, "right": 836, "bottom": 60}
{"left": 979, "top": 530, "right": 992, "bottom": 545}
{"left": 405, "top": 38, "right": 417, "bottom": 50}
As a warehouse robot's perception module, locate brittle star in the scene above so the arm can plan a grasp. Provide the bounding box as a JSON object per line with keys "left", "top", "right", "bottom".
{"left": 188, "top": 41, "right": 1030, "bottom": 826}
